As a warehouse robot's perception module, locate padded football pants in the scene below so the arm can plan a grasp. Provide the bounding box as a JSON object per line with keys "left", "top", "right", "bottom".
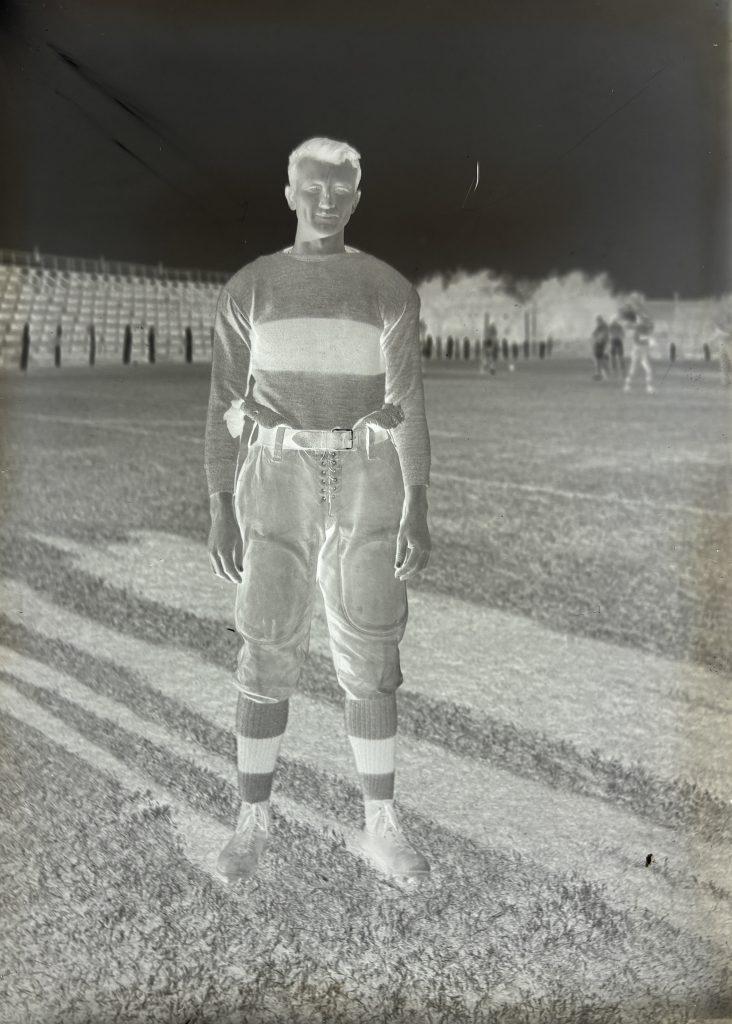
{"left": 232, "top": 434, "right": 409, "bottom": 703}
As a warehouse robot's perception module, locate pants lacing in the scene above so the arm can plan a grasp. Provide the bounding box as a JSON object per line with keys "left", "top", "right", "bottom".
{"left": 318, "top": 451, "right": 342, "bottom": 505}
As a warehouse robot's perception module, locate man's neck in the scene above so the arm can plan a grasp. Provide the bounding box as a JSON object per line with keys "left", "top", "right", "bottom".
{"left": 291, "top": 229, "right": 347, "bottom": 257}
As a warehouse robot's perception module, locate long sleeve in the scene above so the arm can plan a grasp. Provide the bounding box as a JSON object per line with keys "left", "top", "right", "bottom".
{"left": 204, "top": 287, "right": 253, "bottom": 496}
{"left": 381, "top": 286, "right": 431, "bottom": 486}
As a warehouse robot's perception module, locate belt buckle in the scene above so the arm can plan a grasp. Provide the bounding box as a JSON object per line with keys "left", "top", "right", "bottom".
{"left": 331, "top": 427, "right": 353, "bottom": 450}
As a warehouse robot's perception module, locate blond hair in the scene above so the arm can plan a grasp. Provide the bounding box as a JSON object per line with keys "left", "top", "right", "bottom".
{"left": 287, "top": 137, "right": 362, "bottom": 189}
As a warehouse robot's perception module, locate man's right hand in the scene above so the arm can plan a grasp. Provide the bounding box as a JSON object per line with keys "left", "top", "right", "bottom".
{"left": 241, "top": 376, "right": 291, "bottom": 430}
{"left": 208, "top": 493, "right": 243, "bottom": 583}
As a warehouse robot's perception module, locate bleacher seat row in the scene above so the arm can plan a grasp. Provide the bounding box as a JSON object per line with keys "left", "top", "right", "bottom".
{"left": 0, "top": 251, "right": 228, "bottom": 367}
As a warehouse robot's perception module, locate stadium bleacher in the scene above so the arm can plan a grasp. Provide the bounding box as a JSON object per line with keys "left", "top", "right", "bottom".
{"left": 0, "top": 249, "right": 227, "bottom": 368}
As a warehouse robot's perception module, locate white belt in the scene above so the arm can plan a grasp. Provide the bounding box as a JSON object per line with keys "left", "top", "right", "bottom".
{"left": 252, "top": 422, "right": 390, "bottom": 460}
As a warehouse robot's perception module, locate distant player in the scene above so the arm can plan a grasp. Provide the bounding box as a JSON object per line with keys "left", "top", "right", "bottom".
{"left": 608, "top": 318, "right": 625, "bottom": 376}
{"left": 591, "top": 316, "right": 610, "bottom": 380}
{"left": 621, "top": 297, "right": 655, "bottom": 394}
{"left": 481, "top": 323, "right": 498, "bottom": 376}
{"left": 500, "top": 337, "right": 513, "bottom": 370}
{"left": 479, "top": 336, "right": 492, "bottom": 375}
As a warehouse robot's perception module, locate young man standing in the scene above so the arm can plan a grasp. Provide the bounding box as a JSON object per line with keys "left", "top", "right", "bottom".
{"left": 205, "top": 137, "right": 432, "bottom": 884}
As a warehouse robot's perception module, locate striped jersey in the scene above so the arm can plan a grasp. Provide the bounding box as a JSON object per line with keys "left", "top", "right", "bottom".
{"left": 204, "top": 245, "right": 430, "bottom": 496}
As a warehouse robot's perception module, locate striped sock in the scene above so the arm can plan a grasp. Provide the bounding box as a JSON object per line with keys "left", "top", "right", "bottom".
{"left": 344, "top": 692, "right": 397, "bottom": 801}
{"left": 236, "top": 693, "right": 289, "bottom": 804}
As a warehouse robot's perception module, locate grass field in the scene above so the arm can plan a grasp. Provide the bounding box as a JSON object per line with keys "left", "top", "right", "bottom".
{"left": 0, "top": 356, "right": 730, "bottom": 1024}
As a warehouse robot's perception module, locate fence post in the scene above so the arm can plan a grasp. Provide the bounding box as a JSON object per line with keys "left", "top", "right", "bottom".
{"left": 20, "top": 322, "right": 30, "bottom": 371}
{"left": 54, "top": 323, "right": 62, "bottom": 367}
{"left": 669, "top": 341, "right": 676, "bottom": 364}
{"left": 148, "top": 325, "right": 156, "bottom": 364}
{"left": 88, "top": 324, "right": 96, "bottom": 365}
{"left": 123, "top": 324, "right": 132, "bottom": 365}
{"left": 539, "top": 340, "right": 546, "bottom": 359}
{"left": 703, "top": 343, "right": 711, "bottom": 362}
{"left": 185, "top": 326, "right": 193, "bottom": 363}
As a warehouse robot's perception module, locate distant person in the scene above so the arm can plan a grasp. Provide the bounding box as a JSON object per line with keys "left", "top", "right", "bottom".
{"left": 621, "top": 297, "right": 655, "bottom": 394}
{"left": 482, "top": 324, "right": 498, "bottom": 375}
{"left": 480, "top": 337, "right": 491, "bottom": 374}
{"left": 608, "top": 319, "right": 625, "bottom": 376}
{"left": 489, "top": 337, "right": 499, "bottom": 375}
{"left": 591, "top": 316, "right": 610, "bottom": 380}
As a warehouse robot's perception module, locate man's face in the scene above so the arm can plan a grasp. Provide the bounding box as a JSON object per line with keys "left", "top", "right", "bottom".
{"left": 286, "top": 157, "right": 360, "bottom": 237}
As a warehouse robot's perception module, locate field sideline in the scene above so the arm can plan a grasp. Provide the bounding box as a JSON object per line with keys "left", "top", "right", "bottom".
{"left": 0, "top": 358, "right": 730, "bottom": 1023}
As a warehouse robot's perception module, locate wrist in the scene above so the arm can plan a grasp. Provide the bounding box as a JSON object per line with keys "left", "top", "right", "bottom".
{"left": 404, "top": 483, "right": 428, "bottom": 509}
{"left": 210, "top": 490, "right": 234, "bottom": 516}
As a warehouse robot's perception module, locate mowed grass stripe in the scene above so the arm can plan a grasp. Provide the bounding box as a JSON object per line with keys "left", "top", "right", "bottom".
{"left": 1, "top": 612, "right": 730, "bottom": 946}
{"left": 33, "top": 527, "right": 730, "bottom": 766}
{"left": 2, "top": 657, "right": 729, "bottom": 1018}
{"left": 0, "top": 667, "right": 665, "bottom": 1000}
{"left": 0, "top": 707, "right": 493, "bottom": 1024}
{"left": 5, "top": 528, "right": 731, "bottom": 837}
{"left": 431, "top": 471, "right": 731, "bottom": 519}
{"left": 1, "top": 567, "right": 729, "bottom": 858}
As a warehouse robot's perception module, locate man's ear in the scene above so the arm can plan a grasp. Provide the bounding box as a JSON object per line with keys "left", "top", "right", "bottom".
{"left": 352, "top": 189, "right": 361, "bottom": 212}
{"left": 284, "top": 185, "right": 295, "bottom": 210}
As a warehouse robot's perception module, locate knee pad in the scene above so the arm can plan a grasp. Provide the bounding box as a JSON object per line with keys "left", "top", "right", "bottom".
{"left": 235, "top": 535, "right": 313, "bottom": 645}
{"left": 233, "top": 638, "right": 307, "bottom": 703}
{"left": 338, "top": 532, "right": 408, "bottom": 637}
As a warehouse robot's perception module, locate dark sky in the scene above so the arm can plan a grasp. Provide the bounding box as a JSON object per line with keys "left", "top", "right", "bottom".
{"left": 0, "top": 0, "right": 729, "bottom": 297}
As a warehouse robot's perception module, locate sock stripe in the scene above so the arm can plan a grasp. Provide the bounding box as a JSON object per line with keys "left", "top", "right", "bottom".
{"left": 236, "top": 734, "right": 286, "bottom": 776}
{"left": 346, "top": 736, "right": 396, "bottom": 772}
{"left": 236, "top": 693, "right": 288, "bottom": 803}
{"left": 236, "top": 694, "right": 289, "bottom": 738}
{"left": 345, "top": 694, "right": 398, "bottom": 801}
{"left": 359, "top": 772, "right": 395, "bottom": 801}
{"left": 237, "top": 772, "right": 277, "bottom": 805}
{"left": 344, "top": 693, "right": 397, "bottom": 740}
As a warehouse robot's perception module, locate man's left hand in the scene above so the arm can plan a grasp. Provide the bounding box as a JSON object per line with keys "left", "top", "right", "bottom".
{"left": 363, "top": 403, "right": 404, "bottom": 430}
{"left": 394, "top": 504, "right": 431, "bottom": 581}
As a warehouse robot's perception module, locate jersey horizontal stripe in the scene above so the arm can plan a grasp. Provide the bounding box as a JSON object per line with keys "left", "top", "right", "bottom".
{"left": 252, "top": 318, "right": 385, "bottom": 375}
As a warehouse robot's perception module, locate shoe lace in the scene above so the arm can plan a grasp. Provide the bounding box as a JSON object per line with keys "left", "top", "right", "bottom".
{"left": 370, "top": 803, "right": 413, "bottom": 853}
{"left": 235, "top": 802, "right": 269, "bottom": 843}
